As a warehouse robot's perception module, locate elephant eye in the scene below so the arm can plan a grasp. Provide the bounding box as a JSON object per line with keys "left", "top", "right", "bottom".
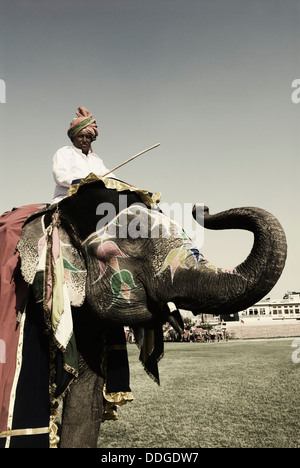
{"left": 118, "top": 237, "right": 148, "bottom": 258}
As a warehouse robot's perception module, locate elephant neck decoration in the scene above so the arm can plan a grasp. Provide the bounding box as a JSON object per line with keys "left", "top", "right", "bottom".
{"left": 0, "top": 175, "right": 287, "bottom": 448}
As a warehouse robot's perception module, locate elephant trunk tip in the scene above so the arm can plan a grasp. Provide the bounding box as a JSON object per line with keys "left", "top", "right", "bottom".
{"left": 192, "top": 204, "right": 209, "bottom": 225}
{"left": 188, "top": 204, "right": 287, "bottom": 316}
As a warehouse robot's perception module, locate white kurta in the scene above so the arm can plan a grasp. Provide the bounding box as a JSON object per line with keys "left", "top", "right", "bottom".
{"left": 52, "top": 146, "right": 115, "bottom": 203}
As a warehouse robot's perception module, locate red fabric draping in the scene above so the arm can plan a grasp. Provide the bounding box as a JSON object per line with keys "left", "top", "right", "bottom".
{"left": 0, "top": 204, "right": 45, "bottom": 433}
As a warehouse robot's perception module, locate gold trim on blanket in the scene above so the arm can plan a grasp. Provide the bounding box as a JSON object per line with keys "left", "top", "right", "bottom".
{"left": 102, "top": 383, "right": 135, "bottom": 422}
{"left": 4, "top": 310, "right": 26, "bottom": 448}
{"left": 0, "top": 427, "right": 50, "bottom": 438}
{"left": 67, "top": 173, "right": 162, "bottom": 207}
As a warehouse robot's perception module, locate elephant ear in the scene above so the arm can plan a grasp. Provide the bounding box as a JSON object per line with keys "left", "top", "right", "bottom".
{"left": 17, "top": 214, "right": 87, "bottom": 307}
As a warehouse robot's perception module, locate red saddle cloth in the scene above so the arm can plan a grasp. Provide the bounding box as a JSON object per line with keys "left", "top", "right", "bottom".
{"left": 0, "top": 204, "right": 45, "bottom": 436}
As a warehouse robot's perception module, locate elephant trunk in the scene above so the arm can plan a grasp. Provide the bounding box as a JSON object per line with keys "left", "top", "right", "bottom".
{"left": 174, "top": 206, "right": 287, "bottom": 316}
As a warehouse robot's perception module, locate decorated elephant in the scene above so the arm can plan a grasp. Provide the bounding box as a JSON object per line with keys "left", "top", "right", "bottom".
{"left": 0, "top": 176, "right": 287, "bottom": 448}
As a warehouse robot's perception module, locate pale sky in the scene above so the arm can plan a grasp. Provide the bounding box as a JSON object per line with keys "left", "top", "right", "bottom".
{"left": 1, "top": 0, "right": 299, "bottom": 298}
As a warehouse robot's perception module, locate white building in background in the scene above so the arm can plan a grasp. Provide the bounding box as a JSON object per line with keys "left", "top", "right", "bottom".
{"left": 239, "top": 292, "right": 300, "bottom": 322}
{"left": 178, "top": 292, "right": 300, "bottom": 326}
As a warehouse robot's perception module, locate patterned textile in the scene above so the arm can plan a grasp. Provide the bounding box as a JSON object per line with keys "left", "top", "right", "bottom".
{"left": 31, "top": 212, "right": 79, "bottom": 383}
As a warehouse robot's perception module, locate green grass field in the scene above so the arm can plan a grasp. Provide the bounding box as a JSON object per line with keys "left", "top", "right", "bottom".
{"left": 98, "top": 339, "right": 300, "bottom": 449}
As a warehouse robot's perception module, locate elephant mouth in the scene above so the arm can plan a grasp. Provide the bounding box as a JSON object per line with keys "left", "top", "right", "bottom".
{"left": 86, "top": 269, "right": 154, "bottom": 326}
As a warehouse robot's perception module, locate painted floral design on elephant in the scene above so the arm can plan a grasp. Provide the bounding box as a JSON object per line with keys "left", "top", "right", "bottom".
{"left": 88, "top": 236, "right": 137, "bottom": 305}
{"left": 158, "top": 229, "right": 206, "bottom": 281}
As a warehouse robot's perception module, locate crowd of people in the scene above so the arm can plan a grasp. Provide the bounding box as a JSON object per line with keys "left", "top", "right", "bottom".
{"left": 125, "top": 325, "right": 231, "bottom": 344}
{"left": 163, "top": 325, "right": 231, "bottom": 343}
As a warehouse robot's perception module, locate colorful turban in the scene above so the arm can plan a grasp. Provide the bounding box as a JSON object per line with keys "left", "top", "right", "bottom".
{"left": 67, "top": 106, "right": 99, "bottom": 141}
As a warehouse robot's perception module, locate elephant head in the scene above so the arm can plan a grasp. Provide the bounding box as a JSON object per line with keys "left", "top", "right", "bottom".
{"left": 82, "top": 204, "right": 287, "bottom": 327}
{"left": 18, "top": 179, "right": 287, "bottom": 329}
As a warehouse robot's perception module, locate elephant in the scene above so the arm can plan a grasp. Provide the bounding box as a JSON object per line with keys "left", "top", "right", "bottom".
{"left": 1, "top": 176, "right": 287, "bottom": 448}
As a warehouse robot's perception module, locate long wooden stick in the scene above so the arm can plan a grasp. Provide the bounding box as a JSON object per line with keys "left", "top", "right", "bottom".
{"left": 102, "top": 143, "right": 160, "bottom": 177}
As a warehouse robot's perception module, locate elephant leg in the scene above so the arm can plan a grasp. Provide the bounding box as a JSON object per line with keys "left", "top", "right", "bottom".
{"left": 59, "top": 355, "right": 104, "bottom": 448}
